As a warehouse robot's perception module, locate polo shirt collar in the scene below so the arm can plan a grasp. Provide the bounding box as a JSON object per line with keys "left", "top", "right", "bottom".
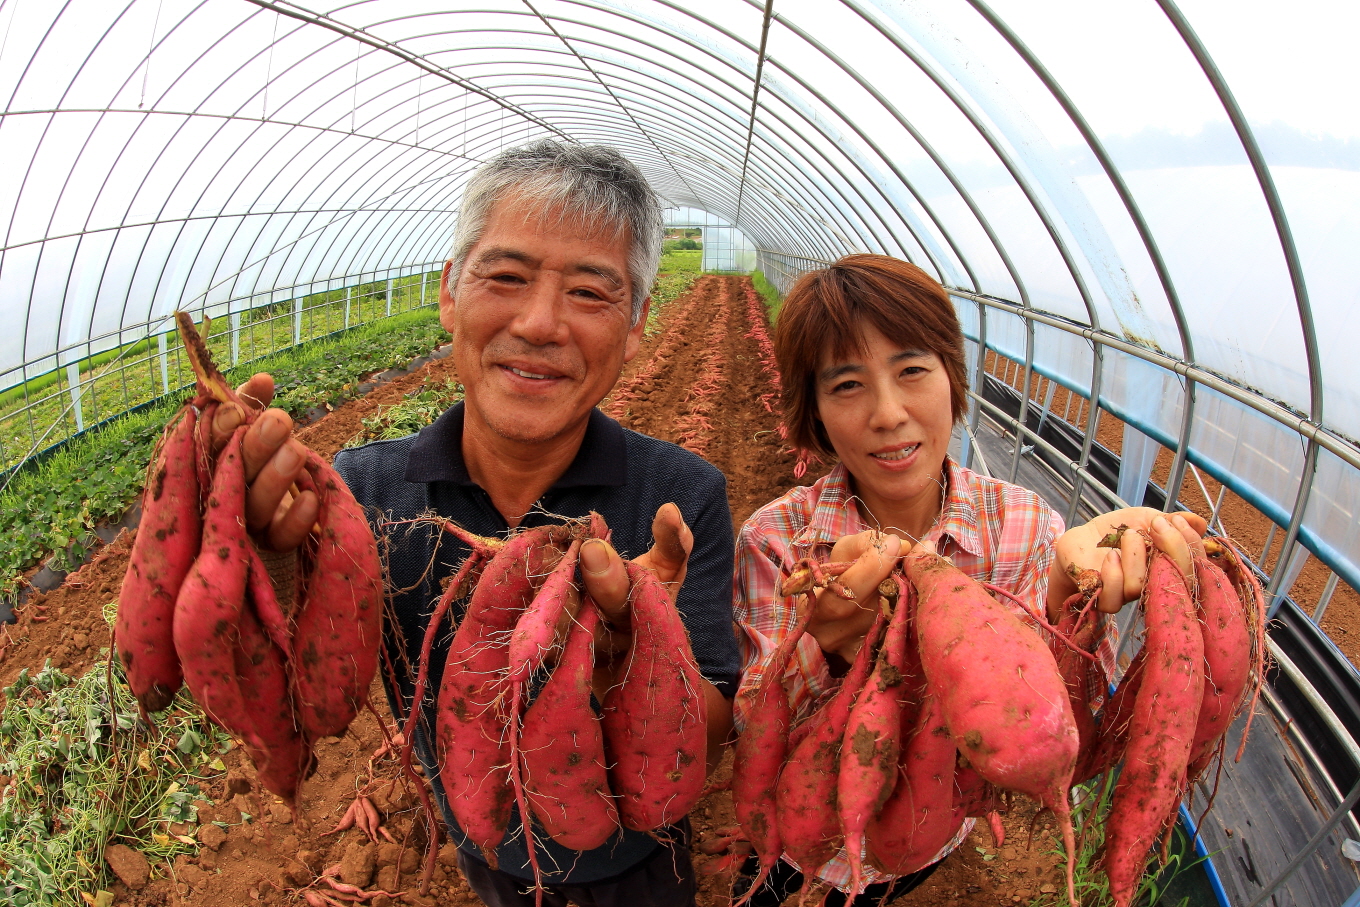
{"left": 404, "top": 402, "right": 628, "bottom": 488}
{"left": 794, "top": 457, "right": 983, "bottom": 558}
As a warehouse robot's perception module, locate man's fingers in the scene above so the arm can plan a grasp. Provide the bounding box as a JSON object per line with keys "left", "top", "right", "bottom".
{"left": 1097, "top": 549, "right": 1125, "bottom": 614}
{"left": 246, "top": 439, "right": 307, "bottom": 533}
{"left": 237, "top": 373, "right": 275, "bottom": 410}
{"left": 241, "top": 409, "right": 295, "bottom": 483}
{"left": 646, "top": 503, "right": 692, "bottom": 586}
{"left": 266, "top": 489, "right": 319, "bottom": 552}
{"left": 579, "top": 538, "right": 631, "bottom": 625}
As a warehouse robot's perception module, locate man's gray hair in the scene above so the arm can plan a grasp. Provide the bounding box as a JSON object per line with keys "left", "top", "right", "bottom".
{"left": 449, "top": 140, "right": 664, "bottom": 324}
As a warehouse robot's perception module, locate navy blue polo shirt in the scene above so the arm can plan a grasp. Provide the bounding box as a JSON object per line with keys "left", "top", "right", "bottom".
{"left": 333, "top": 402, "right": 739, "bottom": 883}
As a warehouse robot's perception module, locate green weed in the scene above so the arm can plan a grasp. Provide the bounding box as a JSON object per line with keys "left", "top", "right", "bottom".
{"left": 0, "top": 634, "right": 232, "bottom": 905}
{"left": 1025, "top": 776, "right": 1212, "bottom": 907}
{"left": 346, "top": 379, "right": 464, "bottom": 448}
{"left": 750, "top": 270, "right": 784, "bottom": 322}
{"left": 659, "top": 249, "right": 702, "bottom": 272}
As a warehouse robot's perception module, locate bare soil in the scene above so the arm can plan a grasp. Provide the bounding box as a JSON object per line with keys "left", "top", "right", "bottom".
{"left": 0, "top": 276, "right": 1071, "bottom": 906}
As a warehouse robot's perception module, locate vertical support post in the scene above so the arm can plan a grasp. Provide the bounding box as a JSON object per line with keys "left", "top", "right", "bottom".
{"left": 345, "top": 287, "right": 352, "bottom": 329}
{"left": 1313, "top": 572, "right": 1342, "bottom": 623}
{"left": 1267, "top": 440, "right": 1321, "bottom": 618}
{"left": 420, "top": 271, "right": 428, "bottom": 308}
{"left": 66, "top": 362, "right": 85, "bottom": 432}
{"left": 230, "top": 311, "right": 242, "bottom": 365}
{"left": 293, "top": 298, "right": 302, "bottom": 346}
{"left": 965, "top": 297, "right": 988, "bottom": 473}
{"left": 158, "top": 332, "right": 171, "bottom": 395}
{"left": 386, "top": 278, "right": 394, "bottom": 317}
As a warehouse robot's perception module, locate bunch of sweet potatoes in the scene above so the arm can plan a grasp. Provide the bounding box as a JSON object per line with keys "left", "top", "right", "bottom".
{"left": 731, "top": 536, "right": 1265, "bottom": 907}
{"left": 116, "top": 313, "right": 383, "bottom": 812}
{"left": 428, "top": 513, "right": 707, "bottom": 899}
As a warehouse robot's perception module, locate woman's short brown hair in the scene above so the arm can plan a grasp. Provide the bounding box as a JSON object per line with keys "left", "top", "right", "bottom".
{"left": 773, "top": 254, "right": 969, "bottom": 459}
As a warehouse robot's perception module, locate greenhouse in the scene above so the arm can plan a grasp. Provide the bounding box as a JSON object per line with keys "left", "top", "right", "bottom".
{"left": 0, "top": 0, "right": 1356, "bottom": 905}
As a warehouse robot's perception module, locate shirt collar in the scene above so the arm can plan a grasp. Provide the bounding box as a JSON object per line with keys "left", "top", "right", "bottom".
{"left": 794, "top": 457, "right": 983, "bottom": 558}
{"left": 933, "top": 457, "right": 983, "bottom": 558}
{"left": 404, "top": 402, "right": 628, "bottom": 488}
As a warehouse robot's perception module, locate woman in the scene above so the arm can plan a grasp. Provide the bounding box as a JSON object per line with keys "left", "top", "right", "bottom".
{"left": 732, "top": 254, "right": 1204, "bottom": 905}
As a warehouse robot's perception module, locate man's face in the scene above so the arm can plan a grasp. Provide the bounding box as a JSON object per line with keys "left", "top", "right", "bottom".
{"left": 440, "top": 195, "right": 648, "bottom": 447}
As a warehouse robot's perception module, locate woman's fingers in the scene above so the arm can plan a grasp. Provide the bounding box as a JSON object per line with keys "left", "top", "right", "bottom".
{"left": 838, "top": 533, "right": 903, "bottom": 608}
{"left": 1097, "top": 548, "right": 1125, "bottom": 614}
{"left": 1149, "top": 515, "right": 1194, "bottom": 580}
{"left": 1119, "top": 524, "right": 1149, "bottom": 602}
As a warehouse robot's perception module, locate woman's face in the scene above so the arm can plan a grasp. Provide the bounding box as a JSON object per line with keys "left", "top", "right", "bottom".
{"left": 815, "top": 326, "right": 955, "bottom": 532}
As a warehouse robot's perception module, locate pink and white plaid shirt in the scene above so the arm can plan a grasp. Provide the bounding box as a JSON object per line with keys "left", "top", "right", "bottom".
{"left": 732, "top": 458, "right": 1118, "bottom": 892}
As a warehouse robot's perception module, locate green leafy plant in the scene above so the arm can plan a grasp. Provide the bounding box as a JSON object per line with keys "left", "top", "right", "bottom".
{"left": 750, "top": 270, "right": 784, "bottom": 322}
{"left": 346, "top": 379, "right": 465, "bottom": 447}
{"left": 0, "top": 639, "right": 232, "bottom": 906}
{"left": 1026, "top": 776, "right": 1213, "bottom": 907}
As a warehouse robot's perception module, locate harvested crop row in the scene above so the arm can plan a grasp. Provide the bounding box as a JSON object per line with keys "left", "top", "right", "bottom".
{"left": 674, "top": 281, "right": 733, "bottom": 457}
{"left": 732, "top": 535, "right": 1265, "bottom": 906}
{"left": 605, "top": 276, "right": 706, "bottom": 421}
{"left": 115, "top": 313, "right": 383, "bottom": 816}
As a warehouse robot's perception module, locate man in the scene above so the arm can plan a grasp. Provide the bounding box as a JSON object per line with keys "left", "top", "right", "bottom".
{"left": 213, "top": 140, "right": 739, "bottom": 906}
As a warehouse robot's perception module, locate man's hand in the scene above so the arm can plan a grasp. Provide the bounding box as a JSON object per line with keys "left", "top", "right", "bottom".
{"left": 573, "top": 502, "right": 732, "bottom": 774}
{"left": 207, "top": 372, "right": 317, "bottom": 551}
{"left": 1048, "top": 507, "right": 1208, "bottom": 620}
{"left": 806, "top": 530, "right": 902, "bottom": 666}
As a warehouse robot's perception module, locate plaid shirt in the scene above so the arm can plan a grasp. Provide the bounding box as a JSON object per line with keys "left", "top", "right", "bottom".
{"left": 732, "top": 459, "right": 1117, "bottom": 891}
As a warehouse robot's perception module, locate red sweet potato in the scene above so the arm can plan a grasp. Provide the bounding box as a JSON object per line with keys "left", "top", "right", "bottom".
{"left": 774, "top": 613, "right": 885, "bottom": 876}
{"left": 508, "top": 538, "right": 583, "bottom": 686}
{"left": 234, "top": 557, "right": 315, "bottom": 810}
{"left": 601, "top": 562, "right": 708, "bottom": 832}
{"left": 1103, "top": 551, "right": 1204, "bottom": 907}
{"left": 1050, "top": 578, "right": 1105, "bottom": 783}
{"left": 437, "top": 526, "right": 567, "bottom": 856}
{"left": 904, "top": 549, "right": 1079, "bottom": 905}
{"left": 1075, "top": 647, "right": 1146, "bottom": 785}
{"left": 290, "top": 451, "right": 385, "bottom": 741}
{"left": 520, "top": 602, "right": 618, "bottom": 851}
{"left": 1186, "top": 552, "right": 1252, "bottom": 780}
{"left": 1211, "top": 539, "right": 1268, "bottom": 762}
{"left": 118, "top": 405, "right": 201, "bottom": 714}
{"left": 866, "top": 689, "right": 965, "bottom": 877}
{"left": 730, "top": 591, "right": 817, "bottom": 903}
{"left": 173, "top": 428, "right": 257, "bottom": 745}
{"left": 839, "top": 578, "right": 915, "bottom": 894}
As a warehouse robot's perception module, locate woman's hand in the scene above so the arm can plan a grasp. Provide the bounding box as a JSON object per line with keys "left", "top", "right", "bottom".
{"left": 1047, "top": 507, "right": 1208, "bottom": 620}
{"left": 207, "top": 372, "right": 318, "bottom": 552}
{"left": 806, "top": 530, "right": 902, "bottom": 668}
